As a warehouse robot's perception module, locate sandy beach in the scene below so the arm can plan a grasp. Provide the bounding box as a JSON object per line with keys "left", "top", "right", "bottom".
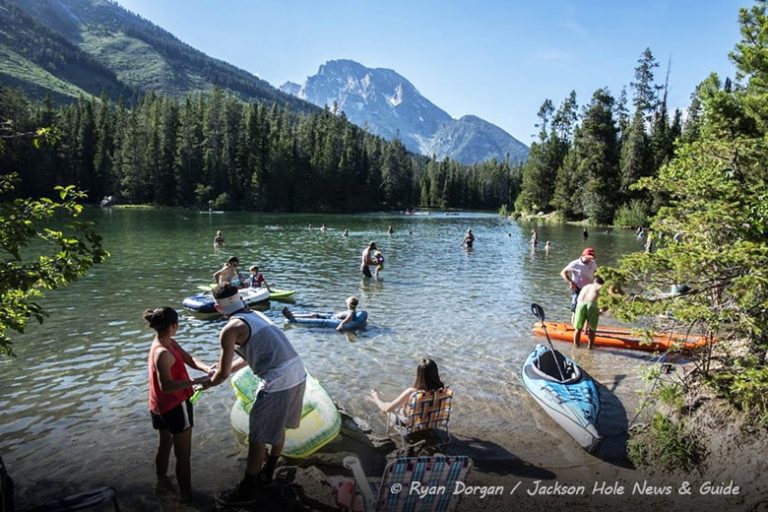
{"left": 84, "top": 402, "right": 761, "bottom": 512}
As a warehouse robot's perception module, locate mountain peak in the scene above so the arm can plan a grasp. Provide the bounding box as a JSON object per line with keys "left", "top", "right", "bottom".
{"left": 284, "top": 60, "right": 528, "bottom": 164}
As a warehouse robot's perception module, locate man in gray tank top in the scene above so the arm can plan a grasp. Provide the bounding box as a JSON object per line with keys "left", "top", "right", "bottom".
{"left": 203, "top": 284, "right": 306, "bottom": 506}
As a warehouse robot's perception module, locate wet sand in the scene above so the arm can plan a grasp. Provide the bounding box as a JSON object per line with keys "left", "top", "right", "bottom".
{"left": 16, "top": 401, "right": 754, "bottom": 512}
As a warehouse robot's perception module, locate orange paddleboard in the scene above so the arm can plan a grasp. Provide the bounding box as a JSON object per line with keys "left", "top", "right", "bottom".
{"left": 532, "top": 321, "right": 711, "bottom": 352}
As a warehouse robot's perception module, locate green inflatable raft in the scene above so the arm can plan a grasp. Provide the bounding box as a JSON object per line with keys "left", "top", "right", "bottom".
{"left": 229, "top": 367, "right": 341, "bottom": 459}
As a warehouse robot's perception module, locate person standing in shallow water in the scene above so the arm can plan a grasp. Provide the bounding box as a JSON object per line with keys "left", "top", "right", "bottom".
{"left": 573, "top": 276, "right": 604, "bottom": 349}
{"left": 582, "top": 227, "right": 589, "bottom": 240}
{"left": 463, "top": 229, "right": 475, "bottom": 248}
{"left": 361, "top": 241, "right": 377, "bottom": 278}
{"left": 204, "top": 285, "right": 306, "bottom": 506}
{"left": 214, "top": 256, "right": 244, "bottom": 287}
{"left": 145, "top": 307, "right": 214, "bottom": 503}
{"left": 213, "top": 230, "right": 224, "bottom": 248}
{"left": 560, "top": 248, "right": 597, "bottom": 322}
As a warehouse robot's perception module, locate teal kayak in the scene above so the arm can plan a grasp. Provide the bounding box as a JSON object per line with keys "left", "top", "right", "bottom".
{"left": 522, "top": 344, "right": 601, "bottom": 452}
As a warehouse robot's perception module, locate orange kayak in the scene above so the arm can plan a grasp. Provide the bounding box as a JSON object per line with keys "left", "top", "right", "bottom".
{"left": 532, "top": 321, "right": 711, "bottom": 352}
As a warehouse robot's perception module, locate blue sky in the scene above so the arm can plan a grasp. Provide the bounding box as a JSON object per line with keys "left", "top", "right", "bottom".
{"left": 116, "top": 0, "right": 745, "bottom": 144}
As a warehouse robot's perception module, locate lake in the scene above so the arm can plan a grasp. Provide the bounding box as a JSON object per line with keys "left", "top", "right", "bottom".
{"left": 0, "top": 208, "right": 656, "bottom": 508}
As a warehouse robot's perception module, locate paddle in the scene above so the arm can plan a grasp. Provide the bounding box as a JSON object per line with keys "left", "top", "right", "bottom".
{"left": 531, "top": 303, "right": 567, "bottom": 382}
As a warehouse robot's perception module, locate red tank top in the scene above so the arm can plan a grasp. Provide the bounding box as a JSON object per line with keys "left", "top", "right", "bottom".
{"left": 148, "top": 339, "right": 193, "bottom": 414}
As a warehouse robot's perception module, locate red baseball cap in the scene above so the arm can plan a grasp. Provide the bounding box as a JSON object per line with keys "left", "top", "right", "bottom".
{"left": 582, "top": 248, "right": 596, "bottom": 258}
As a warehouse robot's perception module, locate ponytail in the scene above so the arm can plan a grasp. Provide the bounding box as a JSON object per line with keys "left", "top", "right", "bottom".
{"left": 143, "top": 306, "right": 179, "bottom": 333}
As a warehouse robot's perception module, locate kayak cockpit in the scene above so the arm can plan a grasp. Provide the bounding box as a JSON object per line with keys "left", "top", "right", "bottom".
{"left": 533, "top": 349, "right": 581, "bottom": 384}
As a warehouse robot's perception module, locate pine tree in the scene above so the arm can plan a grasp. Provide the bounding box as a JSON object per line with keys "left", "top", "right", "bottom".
{"left": 174, "top": 96, "right": 203, "bottom": 207}
{"left": 570, "top": 89, "right": 620, "bottom": 223}
{"left": 619, "top": 48, "right": 661, "bottom": 201}
{"left": 93, "top": 93, "right": 113, "bottom": 197}
{"left": 604, "top": 3, "right": 768, "bottom": 428}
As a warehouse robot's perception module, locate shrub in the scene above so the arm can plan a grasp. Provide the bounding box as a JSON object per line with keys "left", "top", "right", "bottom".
{"left": 613, "top": 199, "right": 650, "bottom": 227}
{"left": 708, "top": 358, "right": 768, "bottom": 426}
{"left": 628, "top": 412, "right": 705, "bottom": 473}
{"left": 212, "top": 192, "right": 232, "bottom": 210}
{"left": 194, "top": 184, "right": 213, "bottom": 205}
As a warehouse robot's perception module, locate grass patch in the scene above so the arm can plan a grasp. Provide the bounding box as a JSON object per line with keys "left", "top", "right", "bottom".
{"left": 0, "top": 46, "right": 89, "bottom": 100}
{"left": 708, "top": 357, "right": 768, "bottom": 427}
{"left": 656, "top": 382, "right": 684, "bottom": 409}
{"left": 628, "top": 412, "right": 705, "bottom": 473}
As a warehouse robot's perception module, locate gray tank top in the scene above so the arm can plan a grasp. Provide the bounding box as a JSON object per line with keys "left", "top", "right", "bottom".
{"left": 231, "top": 311, "right": 305, "bottom": 390}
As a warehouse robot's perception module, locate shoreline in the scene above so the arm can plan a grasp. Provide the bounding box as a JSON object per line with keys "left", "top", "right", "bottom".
{"left": 267, "top": 405, "right": 762, "bottom": 512}
{"left": 43, "top": 403, "right": 755, "bottom": 512}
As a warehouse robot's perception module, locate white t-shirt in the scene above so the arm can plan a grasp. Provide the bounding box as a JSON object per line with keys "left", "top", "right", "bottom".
{"left": 564, "top": 257, "right": 597, "bottom": 289}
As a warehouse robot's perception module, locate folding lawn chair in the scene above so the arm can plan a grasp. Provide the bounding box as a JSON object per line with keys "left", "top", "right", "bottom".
{"left": 341, "top": 454, "right": 471, "bottom": 512}
{"left": 387, "top": 388, "right": 453, "bottom": 447}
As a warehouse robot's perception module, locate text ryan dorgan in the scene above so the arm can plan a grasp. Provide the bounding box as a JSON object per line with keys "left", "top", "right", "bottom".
{"left": 409, "top": 482, "right": 507, "bottom": 499}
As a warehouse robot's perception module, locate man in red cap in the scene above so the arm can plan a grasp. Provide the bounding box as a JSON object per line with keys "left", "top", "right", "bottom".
{"left": 560, "top": 248, "right": 598, "bottom": 322}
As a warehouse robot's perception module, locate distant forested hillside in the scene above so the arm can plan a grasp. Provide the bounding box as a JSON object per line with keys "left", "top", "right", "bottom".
{"left": 1, "top": 0, "right": 312, "bottom": 111}
{"left": 0, "top": 0, "right": 135, "bottom": 102}
{"left": 0, "top": 86, "right": 520, "bottom": 212}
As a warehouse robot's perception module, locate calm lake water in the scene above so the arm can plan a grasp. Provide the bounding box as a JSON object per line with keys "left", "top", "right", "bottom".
{"left": 0, "top": 209, "right": 658, "bottom": 508}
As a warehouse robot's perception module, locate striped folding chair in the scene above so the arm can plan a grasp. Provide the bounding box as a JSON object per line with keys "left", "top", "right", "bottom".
{"left": 387, "top": 388, "right": 453, "bottom": 446}
{"left": 342, "top": 455, "right": 471, "bottom": 512}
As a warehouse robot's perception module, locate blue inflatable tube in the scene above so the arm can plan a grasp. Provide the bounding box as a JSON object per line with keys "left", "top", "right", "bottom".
{"left": 182, "top": 294, "right": 217, "bottom": 313}
{"left": 182, "top": 288, "right": 271, "bottom": 314}
{"left": 286, "top": 311, "right": 368, "bottom": 331}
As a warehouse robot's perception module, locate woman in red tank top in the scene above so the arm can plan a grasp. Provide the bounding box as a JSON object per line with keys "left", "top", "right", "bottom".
{"left": 145, "top": 306, "right": 214, "bottom": 503}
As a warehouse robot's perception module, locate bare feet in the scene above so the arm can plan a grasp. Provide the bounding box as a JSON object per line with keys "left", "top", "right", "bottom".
{"left": 154, "top": 475, "right": 175, "bottom": 497}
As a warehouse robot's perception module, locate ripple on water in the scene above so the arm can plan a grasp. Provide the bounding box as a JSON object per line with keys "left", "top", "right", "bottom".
{"left": 2, "top": 210, "right": 655, "bottom": 500}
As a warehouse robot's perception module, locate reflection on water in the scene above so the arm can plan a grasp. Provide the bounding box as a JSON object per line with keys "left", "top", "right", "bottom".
{"left": 0, "top": 209, "right": 660, "bottom": 506}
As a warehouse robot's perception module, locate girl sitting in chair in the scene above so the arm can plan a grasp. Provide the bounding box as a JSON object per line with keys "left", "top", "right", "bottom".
{"left": 367, "top": 359, "right": 445, "bottom": 426}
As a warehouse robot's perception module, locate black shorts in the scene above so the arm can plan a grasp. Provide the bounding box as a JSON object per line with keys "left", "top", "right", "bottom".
{"left": 151, "top": 399, "right": 193, "bottom": 434}
{"left": 361, "top": 266, "right": 372, "bottom": 278}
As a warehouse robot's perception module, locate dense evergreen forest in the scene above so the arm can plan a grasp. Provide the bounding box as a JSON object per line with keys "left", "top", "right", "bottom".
{"left": 516, "top": 48, "right": 700, "bottom": 226}
{"left": 0, "top": 86, "right": 519, "bottom": 212}
{"left": 1, "top": 46, "right": 706, "bottom": 218}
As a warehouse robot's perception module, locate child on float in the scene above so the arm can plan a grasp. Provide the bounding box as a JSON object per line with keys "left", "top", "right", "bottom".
{"left": 248, "top": 265, "right": 272, "bottom": 292}
{"left": 282, "top": 296, "right": 360, "bottom": 331}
